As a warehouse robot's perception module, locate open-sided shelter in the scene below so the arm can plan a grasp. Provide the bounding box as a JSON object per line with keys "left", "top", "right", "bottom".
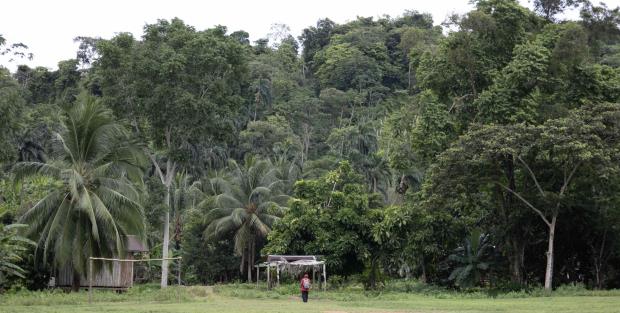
{"left": 255, "top": 255, "right": 327, "bottom": 290}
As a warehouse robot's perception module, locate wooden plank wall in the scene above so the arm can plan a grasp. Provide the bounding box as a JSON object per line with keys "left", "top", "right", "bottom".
{"left": 56, "top": 260, "right": 133, "bottom": 288}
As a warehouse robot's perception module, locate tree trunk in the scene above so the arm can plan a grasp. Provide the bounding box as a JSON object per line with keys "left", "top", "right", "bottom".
{"left": 408, "top": 61, "right": 411, "bottom": 92}
{"left": 502, "top": 157, "right": 524, "bottom": 285}
{"left": 240, "top": 246, "right": 245, "bottom": 274}
{"left": 71, "top": 269, "right": 81, "bottom": 292}
{"left": 420, "top": 254, "right": 427, "bottom": 283}
{"left": 593, "top": 227, "right": 608, "bottom": 289}
{"left": 544, "top": 215, "right": 557, "bottom": 291}
{"left": 150, "top": 139, "right": 177, "bottom": 289}
{"left": 372, "top": 177, "right": 377, "bottom": 193}
{"left": 301, "top": 123, "right": 310, "bottom": 166}
{"left": 253, "top": 96, "right": 259, "bottom": 121}
{"left": 161, "top": 184, "right": 171, "bottom": 288}
{"left": 72, "top": 269, "right": 81, "bottom": 292}
{"left": 369, "top": 257, "right": 377, "bottom": 289}
{"left": 509, "top": 239, "right": 524, "bottom": 285}
{"left": 247, "top": 242, "right": 252, "bottom": 283}
{"left": 160, "top": 158, "right": 175, "bottom": 288}
{"left": 594, "top": 263, "right": 601, "bottom": 290}
{"left": 397, "top": 174, "right": 407, "bottom": 195}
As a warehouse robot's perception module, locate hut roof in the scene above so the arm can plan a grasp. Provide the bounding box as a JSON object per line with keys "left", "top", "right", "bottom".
{"left": 267, "top": 255, "right": 317, "bottom": 262}
{"left": 125, "top": 235, "right": 148, "bottom": 252}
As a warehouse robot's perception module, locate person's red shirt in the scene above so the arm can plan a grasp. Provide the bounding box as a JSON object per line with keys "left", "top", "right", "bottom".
{"left": 300, "top": 277, "right": 311, "bottom": 291}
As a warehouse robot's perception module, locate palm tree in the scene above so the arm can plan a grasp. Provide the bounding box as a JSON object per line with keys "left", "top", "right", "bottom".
{"left": 447, "top": 229, "right": 495, "bottom": 288}
{"left": 13, "top": 98, "right": 147, "bottom": 291}
{"left": 271, "top": 154, "right": 301, "bottom": 195}
{"left": 170, "top": 171, "right": 217, "bottom": 250}
{"left": 204, "top": 156, "right": 288, "bottom": 282}
{"left": 361, "top": 153, "right": 391, "bottom": 195}
{"left": 170, "top": 172, "right": 192, "bottom": 251}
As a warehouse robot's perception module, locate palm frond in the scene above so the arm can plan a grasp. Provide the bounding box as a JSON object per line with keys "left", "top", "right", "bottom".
{"left": 12, "top": 162, "right": 62, "bottom": 183}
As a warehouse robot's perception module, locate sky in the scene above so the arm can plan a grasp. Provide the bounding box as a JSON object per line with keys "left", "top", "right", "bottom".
{"left": 0, "top": 0, "right": 612, "bottom": 71}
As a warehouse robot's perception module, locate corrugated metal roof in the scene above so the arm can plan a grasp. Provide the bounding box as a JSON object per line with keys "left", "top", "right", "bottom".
{"left": 267, "top": 255, "right": 317, "bottom": 262}
{"left": 125, "top": 235, "right": 148, "bottom": 252}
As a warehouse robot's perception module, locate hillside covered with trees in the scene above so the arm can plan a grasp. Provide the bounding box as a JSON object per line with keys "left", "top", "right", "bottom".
{"left": 1, "top": 0, "right": 620, "bottom": 293}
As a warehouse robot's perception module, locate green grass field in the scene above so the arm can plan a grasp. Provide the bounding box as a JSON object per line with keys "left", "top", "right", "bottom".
{"left": 2, "top": 284, "right": 620, "bottom": 313}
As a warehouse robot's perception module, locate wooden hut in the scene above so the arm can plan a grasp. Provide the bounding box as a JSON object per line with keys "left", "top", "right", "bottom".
{"left": 56, "top": 235, "right": 148, "bottom": 289}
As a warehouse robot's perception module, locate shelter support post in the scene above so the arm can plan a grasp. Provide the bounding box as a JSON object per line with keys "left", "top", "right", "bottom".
{"left": 177, "top": 258, "right": 181, "bottom": 303}
{"left": 277, "top": 265, "right": 280, "bottom": 286}
{"left": 312, "top": 267, "right": 316, "bottom": 285}
{"left": 267, "top": 264, "right": 271, "bottom": 289}
{"left": 256, "top": 266, "right": 259, "bottom": 288}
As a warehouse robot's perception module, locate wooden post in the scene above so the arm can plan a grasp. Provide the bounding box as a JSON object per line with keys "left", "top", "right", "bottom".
{"left": 177, "top": 257, "right": 181, "bottom": 303}
{"left": 276, "top": 264, "right": 280, "bottom": 287}
{"left": 88, "top": 258, "right": 93, "bottom": 304}
{"left": 267, "top": 264, "right": 270, "bottom": 290}
{"left": 323, "top": 263, "right": 327, "bottom": 291}
{"left": 312, "top": 267, "right": 316, "bottom": 285}
{"left": 130, "top": 258, "right": 135, "bottom": 288}
{"left": 256, "top": 266, "right": 259, "bottom": 288}
{"left": 177, "top": 258, "right": 182, "bottom": 286}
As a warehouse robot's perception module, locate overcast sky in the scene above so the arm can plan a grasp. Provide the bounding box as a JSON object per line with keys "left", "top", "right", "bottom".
{"left": 0, "top": 0, "right": 610, "bottom": 71}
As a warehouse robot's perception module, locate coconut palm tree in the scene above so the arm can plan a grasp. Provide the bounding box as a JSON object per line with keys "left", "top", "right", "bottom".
{"left": 13, "top": 98, "right": 147, "bottom": 291}
{"left": 271, "top": 154, "right": 302, "bottom": 195}
{"left": 170, "top": 171, "right": 221, "bottom": 251}
{"left": 204, "top": 156, "right": 288, "bottom": 282}
{"left": 361, "top": 153, "right": 391, "bottom": 195}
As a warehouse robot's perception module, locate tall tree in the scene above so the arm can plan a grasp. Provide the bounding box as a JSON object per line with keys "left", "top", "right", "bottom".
{"left": 265, "top": 162, "right": 384, "bottom": 277}
{"left": 425, "top": 102, "right": 620, "bottom": 290}
{"left": 93, "top": 19, "right": 249, "bottom": 287}
{"left": 534, "top": 0, "right": 582, "bottom": 21}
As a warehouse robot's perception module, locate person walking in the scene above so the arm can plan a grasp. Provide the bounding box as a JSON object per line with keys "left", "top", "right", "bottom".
{"left": 300, "top": 273, "right": 311, "bottom": 303}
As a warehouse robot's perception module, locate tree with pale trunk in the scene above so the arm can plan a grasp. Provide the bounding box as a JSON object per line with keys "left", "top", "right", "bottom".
{"left": 426, "top": 102, "right": 620, "bottom": 291}
{"left": 93, "top": 18, "right": 248, "bottom": 287}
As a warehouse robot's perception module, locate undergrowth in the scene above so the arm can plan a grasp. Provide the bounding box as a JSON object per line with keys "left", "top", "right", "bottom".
{"left": 2, "top": 280, "right": 619, "bottom": 306}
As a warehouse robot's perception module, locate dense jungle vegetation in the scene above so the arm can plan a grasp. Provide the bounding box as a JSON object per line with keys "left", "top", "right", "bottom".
{"left": 2, "top": 0, "right": 620, "bottom": 294}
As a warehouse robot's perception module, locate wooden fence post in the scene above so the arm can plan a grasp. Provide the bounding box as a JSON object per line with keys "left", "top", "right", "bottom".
{"left": 177, "top": 258, "right": 181, "bottom": 286}
{"left": 88, "top": 257, "right": 93, "bottom": 304}
{"left": 323, "top": 263, "right": 327, "bottom": 291}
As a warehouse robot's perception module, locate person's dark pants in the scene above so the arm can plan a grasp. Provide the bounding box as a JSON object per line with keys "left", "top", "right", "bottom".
{"left": 301, "top": 291, "right": 309, "bottom": 302}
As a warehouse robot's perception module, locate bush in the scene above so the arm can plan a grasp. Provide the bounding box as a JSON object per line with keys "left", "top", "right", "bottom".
{"left": 328, "top": 274, "right": 346, "bottom": 289}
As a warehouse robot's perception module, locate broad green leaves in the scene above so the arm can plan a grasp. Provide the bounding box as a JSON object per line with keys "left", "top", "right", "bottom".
{"left": 265, "top": 162, "right": 383, "bottom": 274}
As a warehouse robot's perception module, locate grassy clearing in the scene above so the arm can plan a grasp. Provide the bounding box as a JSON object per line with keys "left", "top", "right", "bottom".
{"left": 1, "top": 283, "right": 620, "bottom": 313}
